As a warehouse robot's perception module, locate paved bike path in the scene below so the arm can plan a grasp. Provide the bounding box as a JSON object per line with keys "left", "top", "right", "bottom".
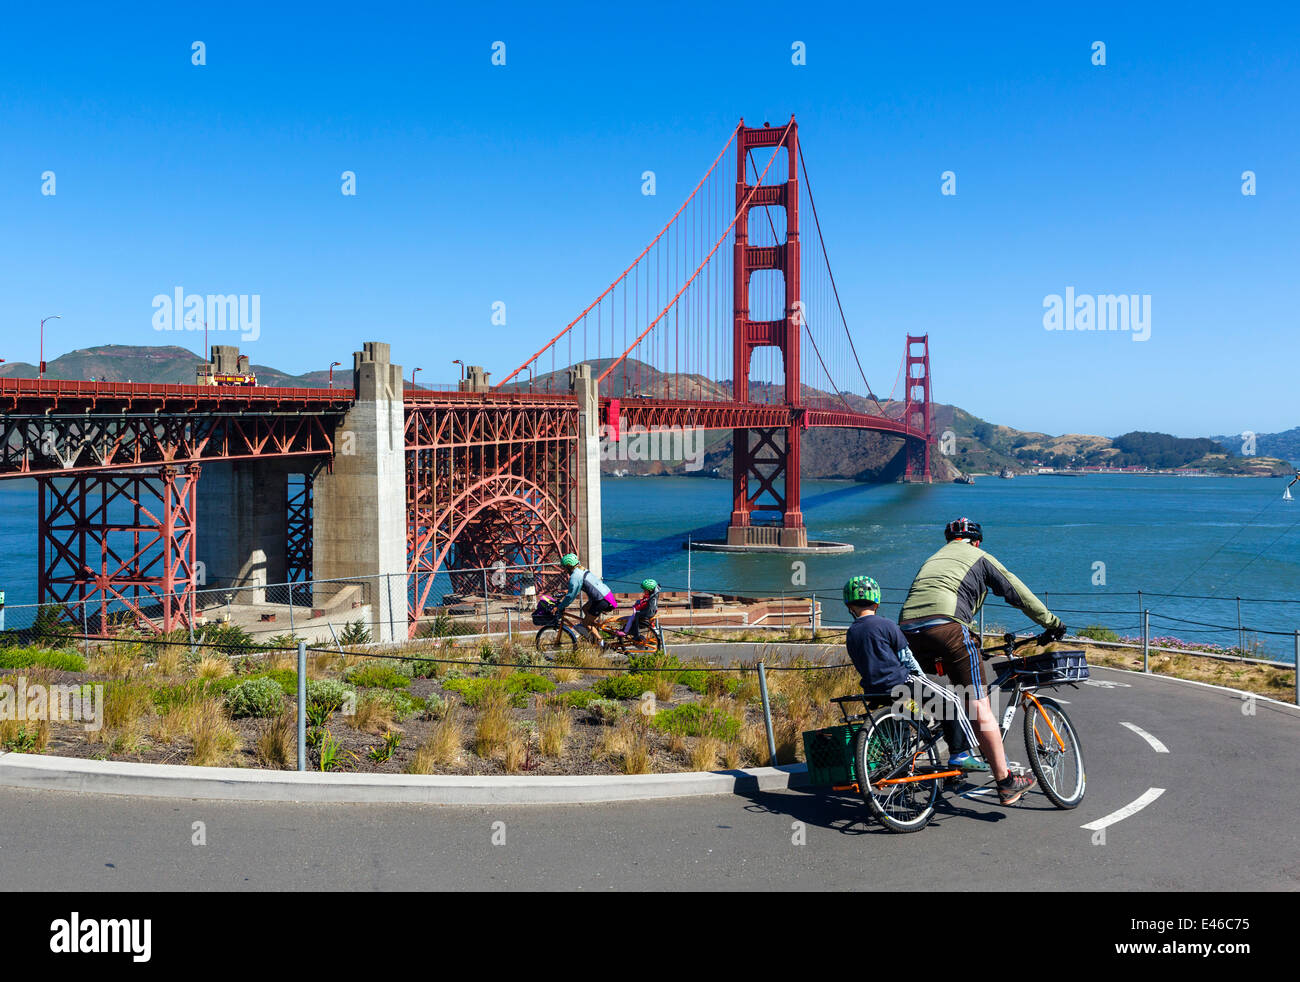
{"left": 0, "top": 667, "right": 1295, "bottom": 890}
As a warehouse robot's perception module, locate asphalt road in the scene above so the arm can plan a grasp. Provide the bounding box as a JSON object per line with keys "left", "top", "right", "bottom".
{"left": 1, "top": 667, "right": 1297, "bottom": 891}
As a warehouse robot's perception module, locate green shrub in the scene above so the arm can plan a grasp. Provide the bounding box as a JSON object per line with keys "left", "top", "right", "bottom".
{"left": 651, "top": 703, "right": 741, "bottom": 742}
{"left": 677, "top": 670, "right": 707, "bottom": 693}
{"left": 593, "top": 674, "right": 656, "bottom": 700}
{"left": 339, "top": 619, "right": 372, "bottom": 645}
{"left": 1077, "top": 625, "right": 1120, "bottom": 643}
{"left": 196, "top": 621, "right": 257, "bottom": 654}
{"left": 587, "top": 698, "right": 625, "bottom": 725}
{"left": 367, "top": 689, "right": 424, "bottom": 722}
{"left": 224, "top": 677, "right": 285, "bottom": 718}
{"left": 558, "top": 688, "right": 600, "bottom": 709}
{"left": 0, "top": 646, "right": 87, "bottom": 672}
{"left": 306, "top": 679, "right": 355, "bottom": 713}
{"left": 345, "top": 659, "right": 413, "bottom": 690}
{"left": 422, "top": 693, "right": 448, "bottom": 719}
{"left": 443, "top": 672, "right": 556, "bottom": 708}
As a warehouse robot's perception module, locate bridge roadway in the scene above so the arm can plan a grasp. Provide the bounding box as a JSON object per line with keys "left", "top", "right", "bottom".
{"left": 0, "top": 665, "right": 1295, "bottom": 891}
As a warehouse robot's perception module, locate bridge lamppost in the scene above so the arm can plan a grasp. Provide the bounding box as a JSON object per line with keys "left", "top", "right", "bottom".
{"left": 328, "top": 361, "right": 341, "bottom": 388}
{"left": 411, "top": 367, "right": 422, "bottom": 391}
{"left": 39, "top": 314, "right": 61, "bottom": 380}
{"left": 452, "top": 359, "right": 464, "bottom": 384}
{"left": 525, "top": 365, "right": 534, "bottom": 393}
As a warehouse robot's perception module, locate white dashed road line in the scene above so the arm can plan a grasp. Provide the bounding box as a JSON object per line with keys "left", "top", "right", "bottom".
{"left": 1119, "top": 721, "right": 1169, "bottom": 753}
{"left": 1080, "top": 788, "right": 1166, "bottom": 831}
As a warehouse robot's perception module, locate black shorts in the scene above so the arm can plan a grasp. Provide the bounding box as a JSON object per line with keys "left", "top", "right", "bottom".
{"left": 586, "top": 595, "right": 616, "bottom": 616}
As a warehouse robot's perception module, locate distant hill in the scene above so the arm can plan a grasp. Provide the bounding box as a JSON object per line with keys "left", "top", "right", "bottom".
{"left": 1212, "top": 428, "right": 1300, "bottom": 467}
{"left": 3, "top": 344, "right": 1290, "bottom": 480}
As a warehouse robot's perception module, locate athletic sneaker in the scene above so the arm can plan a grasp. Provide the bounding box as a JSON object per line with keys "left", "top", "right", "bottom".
{"left": 996, "top": 772, "right": 1037, "bottom": 805}
{"left": 948, "top": 751, "right": 990, "bottom": 773}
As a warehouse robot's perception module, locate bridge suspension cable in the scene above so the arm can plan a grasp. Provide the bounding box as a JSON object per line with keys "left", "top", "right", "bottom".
{"left": 494, "top": 123, "right": 742, "bottom": 392}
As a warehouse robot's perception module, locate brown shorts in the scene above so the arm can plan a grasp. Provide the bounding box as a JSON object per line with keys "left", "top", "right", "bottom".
{"left": 901, "top": 620, "right": 988, "bottom": 701}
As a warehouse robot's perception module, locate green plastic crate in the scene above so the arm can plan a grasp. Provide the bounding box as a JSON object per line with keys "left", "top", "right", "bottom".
{"left": 802, "top": 724, "right": 861, "bottom": 787}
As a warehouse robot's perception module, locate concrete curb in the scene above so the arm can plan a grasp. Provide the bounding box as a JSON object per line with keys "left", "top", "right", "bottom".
{"left": 0, "top": 752, "right": 810, "bottom": 804}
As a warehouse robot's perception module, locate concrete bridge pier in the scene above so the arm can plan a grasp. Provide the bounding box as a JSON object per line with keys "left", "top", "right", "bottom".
{"left": 570, "top": 364, "right": 602, "bottom": 576}
{"left": 312, "top": 342, "right": 409, "bottom": 642}
{"left": 196, "top": 459, "right": 296, "bottom": 604}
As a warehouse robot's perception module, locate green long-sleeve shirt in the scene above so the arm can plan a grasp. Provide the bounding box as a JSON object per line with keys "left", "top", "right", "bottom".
{"left": 898, "top": 540, "right": 1061, "bottom": 632}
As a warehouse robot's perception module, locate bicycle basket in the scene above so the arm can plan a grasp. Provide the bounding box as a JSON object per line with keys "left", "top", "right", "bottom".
{"left": 1013, "top": 649, "right": 1089, "bottom": 685}
{"left": 532, "top": 594, "right": 559, "bottom": 626}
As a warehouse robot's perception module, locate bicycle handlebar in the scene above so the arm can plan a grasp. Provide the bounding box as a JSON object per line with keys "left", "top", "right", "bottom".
{"left": 981, "top": 628, "right": 1063, "bottom": 659}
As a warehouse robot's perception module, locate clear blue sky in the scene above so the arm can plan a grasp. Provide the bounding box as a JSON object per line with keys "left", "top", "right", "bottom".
{"left": 1, "top": 2, "right": 1295, "bottom": 437}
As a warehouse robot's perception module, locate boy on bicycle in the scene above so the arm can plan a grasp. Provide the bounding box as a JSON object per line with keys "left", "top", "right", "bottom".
{"left": 842, "top": 576, "right": 923, "bottom": 693}
{"left": 617, "top": 578, "right": 660, "bottom": 641}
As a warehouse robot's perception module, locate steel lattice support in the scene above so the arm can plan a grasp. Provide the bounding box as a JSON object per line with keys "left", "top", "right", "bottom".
{"left": 286, "top": 471, "right": 314, "bottom": 589}
{"left": 903, "top": 334, "right": 934, "bottom": 483}
{"left": 729, "top": 120, "right": 807, "bottom": 546}
{"left": 405, "top": 399, "right": 579, "bottom": 631}
{"left": 37, "top": 464, "right": 200, "bottom": 634}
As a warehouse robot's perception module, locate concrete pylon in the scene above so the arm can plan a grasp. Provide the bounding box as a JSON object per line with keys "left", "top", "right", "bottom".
{"left": 313, "top": 342, "right": 409, "bottom": 641}
{"left": 196, "top": 459, "right": 295, "bottom": 603}
{"left": 570, "top": 364, "right": 603, "bottom": 575}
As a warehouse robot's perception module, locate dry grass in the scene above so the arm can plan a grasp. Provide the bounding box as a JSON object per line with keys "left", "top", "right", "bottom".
{"left": 722, "top": 741, "right": 743, "bottom": 769}
{"left": 408, "top": 709, "right": 465, "bottom": 773}
{"left": 621, "top": 731, "right": 652, "bottom": 774}
{"left": 741, "top": 719, "right": 773, "bottom": 765}
{"left": 666, "top": 730, "right": 687, "bottom": 755}
{"left": 88, "top": 682, "right": 154, "bottom": 748}
{"left": 473, "top": 688, "right": 511, "bottom": 758}
{"left": 1076, "top": 642, "right": 1296, "bottom": 698}
{"left": 187, "top": 698, "right": 240, "bottom": 766}
{"left": 502, "top": 727, "right": 529, "bottom": 773}
{"left": 0, "top": 717, "right": 50, "bottom": 752}
{"left": 254, "top": 712, "right": 295, "bottom": 768}
{"left": 538, "top": 703, "right": 571, "bottom": 757}
{"left": 350, "top": 694, "right": 397, "bottom": 735}
{"left": 195, "top": 656, "right": 232, "bottom": 681}
{"left": 152, "top": 646, "right": 184, "bottom": 680}
{"left": 652, "top": 672, "right": 676, "bottom": 703}
{"left": 89, "top": 645, "right": 144, "bottom": 680}
{"left": 690, "top": 735, "right": 721, "bottom": 771}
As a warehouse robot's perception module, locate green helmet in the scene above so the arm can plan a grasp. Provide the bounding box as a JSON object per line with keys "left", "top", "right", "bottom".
{"left": 843, "top": 575, "right": 881, "bottom": 606}
{"left": 641, "top": 578, "right": 659, "bottom": 593}
{"left": 560, "top": 553, "right": 579, "bottom": 569}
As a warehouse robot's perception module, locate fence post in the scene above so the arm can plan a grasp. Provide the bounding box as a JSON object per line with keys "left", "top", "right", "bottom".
{"left": 1294, "top": 630, "right": 1298, "bottom": 707}
{"left": 1137, "top": 590, "right": 1142, "bottom": 645}
{"left": 81, "top": 599, "right": 89, "bottom": 659}
{"left": 506, "top": 608, "right": 513, "bottom": 641}
{"left": 757, "top": 661, "right": 777, "bottom": 766}
{"left": 809, "top": 594, "right": 816, "bottom": 634}
{"left": 327, "top": 622, "right": 345, "bottom": 657}
{"left": 1236, "top": 597, "right": 1243, "bottom": 655}
{"left": 1142, "top": 610, "right": 1150, "bottom": 673}
{"left": 687, "top": 535, "right": 693, "bottom": 631}
{"left": 483, "top": 569, "right": 490, "bottom": 635}
{"left": 297, "top": 640, "right": 307, "bottom": 772}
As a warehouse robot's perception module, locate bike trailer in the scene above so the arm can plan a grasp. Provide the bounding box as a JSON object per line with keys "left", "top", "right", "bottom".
{"left": 1012, "top": 648, "right": 1089, "bottom": 685}
{"left": 532, "top": 594, "right": 559, "bottom": 626}
{"left": 801, "top": 724, "right": 863, "bottom": 787}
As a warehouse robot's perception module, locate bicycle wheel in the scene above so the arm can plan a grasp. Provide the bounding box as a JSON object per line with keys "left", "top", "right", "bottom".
{"left": 534, "top": 624, "right": 578, "bottom": 655}
{"left": 854, "top": 713, "right": 940, "bottom": 833}
{"left": 1022, "top": 695, "right": 1086, "bottom": 808}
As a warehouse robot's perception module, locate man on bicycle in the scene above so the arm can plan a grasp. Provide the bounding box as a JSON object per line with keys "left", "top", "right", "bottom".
{"left": 898, "top": 518, "right": 1065, "bottom": 805}
{"left": 555, "top": 553, "right": 619, "bottom": 639}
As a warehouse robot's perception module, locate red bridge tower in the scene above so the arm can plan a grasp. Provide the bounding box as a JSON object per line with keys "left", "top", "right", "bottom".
{"left": 727, "top": 119, "right": 807, "bottom": 547}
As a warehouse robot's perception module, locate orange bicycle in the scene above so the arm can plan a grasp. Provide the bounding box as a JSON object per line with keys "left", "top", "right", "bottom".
{"left": 534, "top": 605, "right": 664, "bottom": 656}
{"left": 831, "top": 630, "right": 1088, "bottom": 832}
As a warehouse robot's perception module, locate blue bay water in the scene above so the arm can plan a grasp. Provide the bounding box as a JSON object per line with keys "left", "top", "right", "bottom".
{"left": 600, "top": 474, "right": 1300, "bottom": 662}
{"left": 0, "top": 474, "right": 1296, "bottom": 660}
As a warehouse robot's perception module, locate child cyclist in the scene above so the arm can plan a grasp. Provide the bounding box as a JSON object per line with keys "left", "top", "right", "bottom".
{"left": 842, "top": 576, "right": 923, "bottom": 694}
{"left": 617, "top": 578, "right": 660, "bottom": 642}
